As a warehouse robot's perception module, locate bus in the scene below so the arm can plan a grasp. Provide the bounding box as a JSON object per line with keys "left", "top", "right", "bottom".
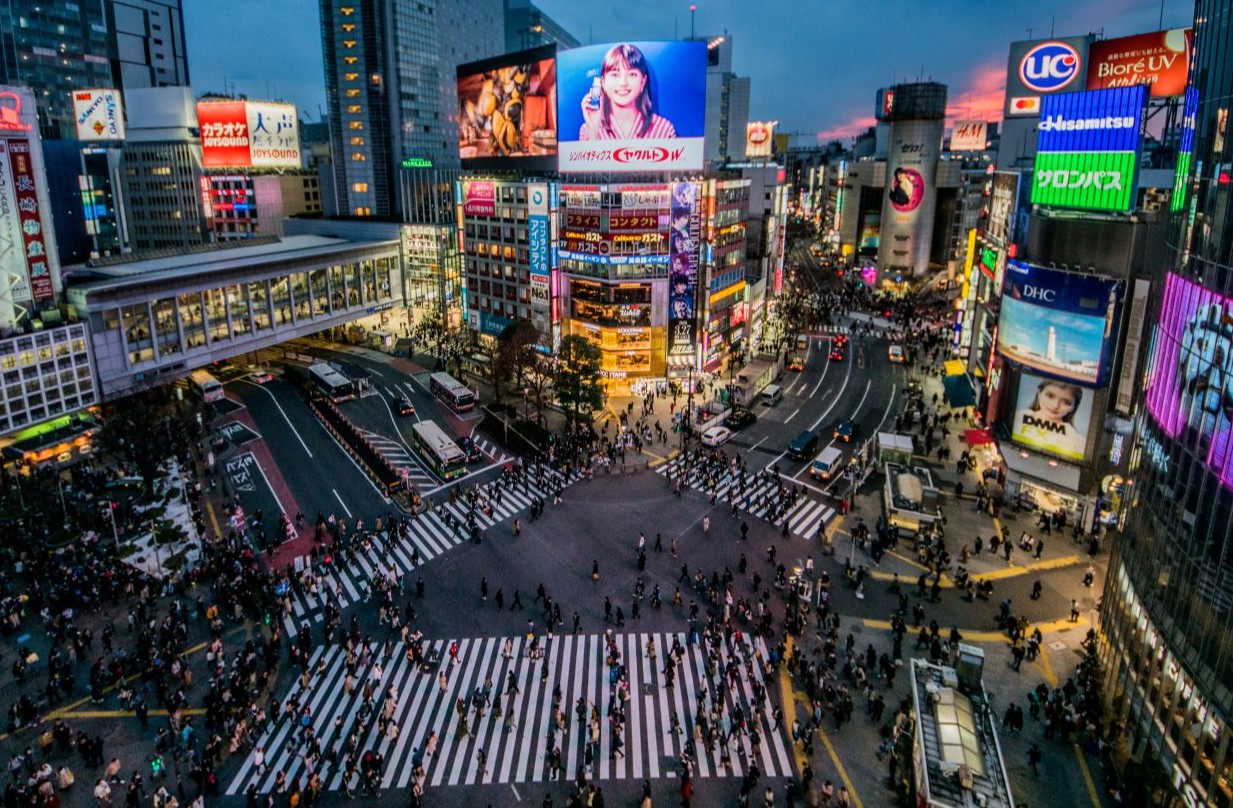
{"left": 189, "top": 369, "right": 224, "bottom": 403}
{"left": 410, "top": 420, "right": 467, "bottom": 480}
{"left": 308, "top": 363, "right": 355, "bottom": 402}
{"left": 429, "top": 372, "right": 476, "bottom": 413}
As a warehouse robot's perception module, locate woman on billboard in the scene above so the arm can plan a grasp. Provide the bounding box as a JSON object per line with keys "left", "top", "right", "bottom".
{"left": 1012, "top": 378, "right": 1087, "bottom": 459}
{"left": 579, "top": 44, "right": 677, "bottom": 140}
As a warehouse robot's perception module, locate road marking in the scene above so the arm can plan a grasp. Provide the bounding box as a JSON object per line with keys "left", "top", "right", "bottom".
{"left": 784, "top": 407, "right": 800, "bottom": 423}
{"left": 510, "top": 784, "right": 521, "bottom": 802}
{"left": 248, "top": 453, "right": 290, "bottom": 516}
{"left": 873, "top": 384, "right": 898, "bottom": 433}
{"left": 848, "top": 379, "right": 872, "bottom": 420}
{"left": 1036, "top": 644, "right": 1059, "bottom": 687}
{"left": 57, "top": 708, "right": 207, "bottom": 719}
{"left": 808, "top": 358, "right": 831, "bottom": 398}
{"left": 808, "top": 361, "right": 852, "bottom": 432}
{"left": 240, "top": 380, "right": 313, "bottom": 457}
{"left": 747, "top": 436, "right": 767, "bottom": 452}
{"left": 1074, "top": 743, "right": 1102, "bottom": 808}
{"left": 332, "top": 488, "right": 353, "bottom": 518}
{"left": 763, "top": 449, "right": 788, "bottom": 473}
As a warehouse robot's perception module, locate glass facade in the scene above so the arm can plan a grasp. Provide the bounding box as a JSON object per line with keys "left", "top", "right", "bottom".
{"left": 1102, "top": 2, "right": 1233, "bottom": 805}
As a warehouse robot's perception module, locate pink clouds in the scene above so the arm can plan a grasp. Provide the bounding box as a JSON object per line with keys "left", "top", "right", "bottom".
{"left": 815, "top": 116, "right": 877, "bottom": 143}
{"left": 946, "top": 60, "right": 1006, "bottom": 126}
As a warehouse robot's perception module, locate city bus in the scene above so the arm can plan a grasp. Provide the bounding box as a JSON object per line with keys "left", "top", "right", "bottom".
{"left": 429, "top": 372, "right": 476, "bottom": 413}
{"left": 189, "top": 369, "right": 224, "bottom": 403}
{"left": 410, "top": 420, "right": 467, "bottom": 480}
{"left": 308, "top": 363, "right": 356, "bottom": 402}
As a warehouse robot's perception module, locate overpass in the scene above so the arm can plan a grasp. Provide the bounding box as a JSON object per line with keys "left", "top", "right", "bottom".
{"left": 66, "top": 235, "right": 402, "bottom": 400}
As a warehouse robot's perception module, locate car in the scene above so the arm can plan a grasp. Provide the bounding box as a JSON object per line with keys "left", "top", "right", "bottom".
{"left": 457, "top": 436, "right": 483, "bottom": 464}
{"left": 786, "top": 430, "right": 819, "bottom": 461}
{"left": 834, "top": 418, "right": 856, "bottom": 442}
{"left": 888, "top": 344, "right": 905, "bottom": 363}
{"left": 248, "top": 368, "right": 274, "bottom": 384}
{"left": 724, "top": 408, "right": 757, "bottom": 430}
{"left": 829, "top": 350, "right": 845, "bottom": 362}
{"left": 395, "top": 397, "right": 416, "bottom": 416}
{"left": 833, "top": 334, "right": 849, "bottom": 349}
{"left": 700, "top": 425, "right": 733, "bottom": 447}
{"left": 789, "top": 356, "right": 805, "bottom": 372}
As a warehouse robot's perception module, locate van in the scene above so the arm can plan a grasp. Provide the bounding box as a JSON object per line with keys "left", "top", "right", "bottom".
{"left": 810, "top": 446, "right": 844, "bottom": 480}
{"left": 796, "top": 334, "right": 809, "bottom": 350}
{"left": 760, "top": 384, "right": 783, "bottom": 407}
{"left": 888, "top": 344, "right": 905, "bottom": 363}
{"left": 787, "top": 430, "right": 819, "bottom": 461}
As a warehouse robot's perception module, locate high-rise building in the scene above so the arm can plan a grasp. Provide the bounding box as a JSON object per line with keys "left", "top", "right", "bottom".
{"left": 319, "top": 0, "right": 504, "bottom": 219}
{"left": 0, "top": 0, "right": 189, "bottom": 141}
{"left": 1099, "top": 3, "right": 1233, "bottom": 805}
{"left": 697, "top": 34, "right": 750, "bottom": 165}
{"left": 502, "top": 0, "right": 578, "bottom": 52}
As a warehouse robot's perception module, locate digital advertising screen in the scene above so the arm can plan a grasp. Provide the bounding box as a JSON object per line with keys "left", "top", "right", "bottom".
{"left": 1031, "top": 85, "right": 1147, "bottom": 212}
{"left": 1171, "top": 87, "right": 1198, "bottom": 213}
{"left": 1086, "top": 28, "right": 1192, "bottom": 98}
{"left": 1010, "top": 371, "right": 1094, "bottom": 462}
{"left": 667, "top": 181, "right": 700, "bottom": 358}
{"left": 557, "top": 41, "right": 706, "bottom": 172}
{"left": 1144, "top": 272, "right": 1233, "bottom": 488}
{"left": 457, "top": 45, "right": 557, "bottom": 171}
{"left": 997, "top": 260, "right": 1123, "bottom": 387}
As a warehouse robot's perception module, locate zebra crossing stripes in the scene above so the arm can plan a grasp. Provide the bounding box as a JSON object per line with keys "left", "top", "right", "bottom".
{"left": 279, "top": 469, "right": 578, "bottom": 638}
{"left": 470, "top": 435, "right": 512, "bottom": 465}
{"left": 355, "top": 427, "right": 436, "bottom": 489}
{"left": 655, "top": 456, "right": 837, "bottom": 541}
{"left": 225, "top": 631, "right": 794, "bottom": 795}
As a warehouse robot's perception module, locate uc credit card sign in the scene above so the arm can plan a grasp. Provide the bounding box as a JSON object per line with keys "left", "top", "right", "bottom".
{"left": 1031, "top": 85, "right": 1147, "bottom": 212}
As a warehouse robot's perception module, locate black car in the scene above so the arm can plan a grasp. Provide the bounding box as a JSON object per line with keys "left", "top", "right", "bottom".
{"left": 724, "top": 407, "right": 757, "bottom": 430}
{"left": 395, "top": 397, "right": 416, "bottom": 416}
{"left": 457, "top": 436, "right": 483, "bottom": 464}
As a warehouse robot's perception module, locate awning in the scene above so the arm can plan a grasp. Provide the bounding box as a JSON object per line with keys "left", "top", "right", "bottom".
{"left": 944, "top": 359, "right": 967, "bottom": 376}
{"left": 942, "top": 373, "right": 977, "bottom": 408}
{"left": 964, "top": 428, "right": 994, "bottom": 446}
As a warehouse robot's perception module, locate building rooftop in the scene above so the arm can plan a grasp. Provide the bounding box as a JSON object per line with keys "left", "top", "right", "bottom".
{"left": 909, "top": 658, "right": 1015, "bottom": 808}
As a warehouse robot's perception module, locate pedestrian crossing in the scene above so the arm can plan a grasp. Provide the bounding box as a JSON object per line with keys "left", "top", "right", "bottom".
{"left": 279, "top": 468, "right": 577, "bottom": 638}
{"left": 355, "top": 427, "right": 437, "bottom": 490}
{"left": 225, "top": 631, "right": 793, "bottom": 794}
{"left": 655, "top": 456, "right": 837, "bottom": 541}
{"left": 470, "top": 435, "right": 513, "bottom": 465}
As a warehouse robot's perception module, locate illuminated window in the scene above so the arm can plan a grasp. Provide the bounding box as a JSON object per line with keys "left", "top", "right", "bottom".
{"left": 339, "top": 6, "right": 354, "bottom": 14}
{"left": 344, "top": 72, "right": 359, "bottom": 81}
{"left": 347, "top": 104, "right": 362, "bottom": 114}
{"left": 352, "top": 183, "right": 369, "bottom": 193}
{"left": 345, "top": 88, "right": 360, "bottom": 98}
{"left": 349, "top": 136, "right": 365, "bottom": 146}
{"left": 354, "top": 206, "right": 371, "bottom": 216}
{"left": 344, "top": 56, "right": 358, "bottom": 65}
{"left": 341, "top": 23, "right": 355, "bottom": 32}
{"left": 351, "top": 152, "right": 367, "bottom": 161}
{"left": 343, "top": 40, "right": 356, "bottom": 48}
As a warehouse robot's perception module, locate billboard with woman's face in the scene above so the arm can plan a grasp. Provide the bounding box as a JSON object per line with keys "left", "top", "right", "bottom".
{"left": 557, "top": 41, "right": 706, "bottom": 172}
{"left": 1010, "top": 371, "right": 1094, "bottom": 461}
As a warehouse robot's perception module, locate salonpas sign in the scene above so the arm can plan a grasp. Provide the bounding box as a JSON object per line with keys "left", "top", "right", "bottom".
{"left": 1031, "top": 85, "right": 1147, "bottom": 212}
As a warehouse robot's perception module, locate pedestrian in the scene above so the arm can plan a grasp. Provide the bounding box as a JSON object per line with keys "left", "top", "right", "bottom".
{"left": 1070, "top": 599, "right": 1080, "bottom": 622}
{"left": 1083, "top": 564, "right": 1095, "bottom": 587}
{"left": 1028, "top": 743, "right": 1042, "bottom": 776}
{"left": 1034, "top": 538, "right": 1044, "bottom": 559}
{"left": 481, "top": 577, "right": 488, "bottom": 601}
{"left": 592, "top": 560, "right": 600, "bottom": 583}
{"left": 702, "top": 515, "right": 710, "bottom": 534}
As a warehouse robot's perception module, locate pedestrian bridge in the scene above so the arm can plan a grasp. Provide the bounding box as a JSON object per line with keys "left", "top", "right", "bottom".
{"left": 66, "top": 235, "right": 401, "bottom": 400}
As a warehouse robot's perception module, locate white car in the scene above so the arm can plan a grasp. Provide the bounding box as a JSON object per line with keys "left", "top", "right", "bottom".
{"left": 888, "top": 344, "right": 905, "bottom": 363}
{"left": 248, "top": 368, "right": 275, "bottom": 384}
{"left": 700, "top": 425, "right": 733, "bottom": 447}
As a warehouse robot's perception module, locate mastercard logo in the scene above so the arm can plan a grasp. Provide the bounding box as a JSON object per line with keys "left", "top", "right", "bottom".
{"left": 1009, "top": 96, "right": 1041, "bottom": 114}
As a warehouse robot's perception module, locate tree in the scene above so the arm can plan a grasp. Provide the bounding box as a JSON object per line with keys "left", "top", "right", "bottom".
{"left": 97, "top": 385, "right": 202, "bottom": 499}
{"left": 522, "top": 351, "right": 554, "bottom": 426}
{"left": 555, "top": 335, "right": 604, "bottom": 427}
{"left": 493, "top": 320, "right": 539, "bottom": 403}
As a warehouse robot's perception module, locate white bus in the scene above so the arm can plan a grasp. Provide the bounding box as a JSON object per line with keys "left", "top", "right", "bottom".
{"left": 308, "top": 363, "right": 355, "bottom": 402}
{"left": 429, "top": 372, "right": 476, "bottom": 413}
{"left": 189, "top": 369, "right": 224, "bottom": 403}
{"left": 410, "top": 420, "right": 467, "bottom": 480}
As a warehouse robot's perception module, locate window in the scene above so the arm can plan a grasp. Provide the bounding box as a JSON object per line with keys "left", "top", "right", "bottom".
{"left": 345, "top": 88, "right": 360, "bottom": 98}
{"left": 352, "top": 183, "right": 369, "bottom": 193}
{"left": 343, "top": 40, "right": 356, "bottom": 48}
{"left": 349, "top": 136, "right": 365, "bottom": 146}
{"left": 344, "top": 72, "right": 359, "bottom": 81}
{"left": 344, "top": 56, "right": 358, "bottom": 65}
{"left": 347, "top": 104, "right": 362, "bottom": 113}
{"left": 348, "top": 121, "right": 363, "bottom": 130}
{"left": 351, "top": 152, "right": 367, "bottom": 161}
{"left": 341, "top": 23, "right": 355, "bottom": 32}
{"left": 339, "top": 6, "right": 354, "bottom": 14}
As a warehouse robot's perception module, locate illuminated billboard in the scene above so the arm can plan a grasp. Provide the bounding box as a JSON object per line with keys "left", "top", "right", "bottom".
{"left": 1031, "top": 85, "right": 1147, "bottom": 212}
{"left": 1010, "top": 371, "right": 1094, "bottom": 461}
{"left": 197, "top": 100, "right": 301, "bottom": 168}
{"left": 1005, "top": 36, "right": 1090, "bottom": 117}
{"left": 1086, "top": 28, "right": 1192, "bottom": 98}
{"left": 0, "top": 139, "right": 53, "bottom": 301}
{"left": 1171, "top": 87, "right": 1198, "bottom": 213}
{"left": 986, "top": 171, "right": 1021, "bottom": 244}
{"left": 1144, "top": 273, "right": 1233, "bottom": 488}
{"left": 72, "top": 89, "right": 126, "bottom": 141}
{"left": 950, "top": 121, "right": 988, "bottom": 151}
{"left": 557, "top": 41, "right": 706, "bottom": 172}
{"left": 668, "top": 181, "right": 700, "bottom": 358}
{"left": 745, "top": 121, "right": 776, "bottom": 159}
{"left": 457, "top": 45, "right": 557, "bottom": 171}
{"left": 997, "top": 260, "right": 1123, "bottom": 387}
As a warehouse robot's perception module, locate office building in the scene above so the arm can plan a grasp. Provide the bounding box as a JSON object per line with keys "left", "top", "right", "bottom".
{"left": 205, "top": 174, "right": 323, "bottom": 242}
{"left": 319, "top": 0, "right": 504, "bottom": 218}
{"left": 502, "top": 0, "right": 578, "bottom": 52}
{"left": 698, "top": 34, "right": 750, "bottom": 165}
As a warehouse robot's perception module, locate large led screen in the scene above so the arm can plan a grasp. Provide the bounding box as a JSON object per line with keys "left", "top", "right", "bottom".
{"left": 1010, "top": 371, "right": 1094, "bottom": 461}
{"left": 557, "top": 41, "right": 706, "bottom": 172}
{"left": 457, "top": 45, "right": 557, "bottom": 171}
{"left": 1144, "top": 273, "right": 1233, "bottom": 487}
{"left": 997, "top": 259, "right": 1123, "bottom": 387}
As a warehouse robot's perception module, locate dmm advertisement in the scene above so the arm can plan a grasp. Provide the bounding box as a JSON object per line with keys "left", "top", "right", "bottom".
{"left": 986, "top": 171, "right": 1021, "bottom": 244}
{"left": 667, "top": 181, "right": 699, "bottom": 358}
{"left": 198, "top": 101, "right": 301, "bottom": 168}
{"left": 557, "top": 41, "right": 705, "bottom": 172}
{"left": 1086, "top": 28, "right": 1192, "bottom": 98}
{"left": 1010, "top": 371, "right": 1094, "bottom": 461}
{"left": 1143, "top": 273, "right": 1233, "bottom": 488}
{"left": 458, "top": 45, "right": 557, "bottom": 171}
{"left": 997, "top": 260, "right": 1123, "bottom": 387}
{"left": 1031, "top": 85, "right": 1147, "bottom": 212}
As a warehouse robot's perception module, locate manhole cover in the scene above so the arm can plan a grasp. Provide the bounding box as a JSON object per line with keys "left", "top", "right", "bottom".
{"left": 1048, "top": 641, "right": 1067, "bottom": 651}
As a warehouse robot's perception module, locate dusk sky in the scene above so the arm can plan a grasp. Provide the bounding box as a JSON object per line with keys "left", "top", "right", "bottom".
{"left": 185, "top": 0, "right": 1192, "bottom": 146}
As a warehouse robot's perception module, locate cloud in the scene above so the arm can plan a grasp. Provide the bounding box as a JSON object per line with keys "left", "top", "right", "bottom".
{"left": 945, "top": 60, "right": 1006, "bottom": 126}
{"left": 816, "top": 116, "right": 878, "bottom": 144}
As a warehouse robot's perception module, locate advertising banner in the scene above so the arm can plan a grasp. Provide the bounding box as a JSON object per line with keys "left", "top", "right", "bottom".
{"left": 458, "top": 45, "right": 557, "bottom": 171}
{"left": 198, "top": 101, "right": 301, "bottom": 168}
{"left": 557, "top": 41, "right": 706, "bottom": 172}
{"left": 1031, "top": 85, "right": 1147, "bottom": 212}
{"left": 1010, "top": 371, "right": 1094, "bottom": 461}
{"left": 0, "top": 140, "right": 29, "bottom": 304}
{"left": 986, "top": 172, "right": 1021, "bottom": 243}
{"left": 528, "top": 183, "right": 550, "bottom": 282}
{"left": 997, "top": 260, "right": 1123, "bottom": 386}
{"left": 72, "top": 89, "right": 126, "bottom": 141}
{"left": 1086, "top": 28, "right": 1192, "bottom": 98}
{"left": 745, "top": 121, "right": 776, "bottom": 159}
{"left": 950, "top": 121, "right": 988, "bottom": 151}
{"left": 880, "top": 117, "right": 942, "bottom": 274}
{"left": 667, "top": 181, "right": 699, "bottom": 358}
{"left": 4, "top": 140, "right": 52, "bottom": 301}
{"left": 1005, "top": 36, "right": 1090, "bottom": 117}
{"left": 462, "top": 180, "right": 496, "bottom": 217}
{"left": 1143, "top": 272, "right": 1233, "bottom": 488}
{"left": 1171, "top": 87, "right": 1198, "bottom": 213}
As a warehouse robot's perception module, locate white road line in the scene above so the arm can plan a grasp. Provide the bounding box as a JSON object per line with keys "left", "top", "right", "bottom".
{"left": 874, "top": 383, "right": 899, "bottom": 433}
{"left": 332, "top": 488, "right": 353, "bottom": 518}
{"left": 511, "top": 784, "right": 521, "bottom": 802}
{"left": 808, "top": 355, "right": 832, "bottom": 398}
{"left": 783, "top": 407, "right": 800, "bottom": 423}
{"left": 848, "top": 379, "right": 872, "bottom": 420}
{"left": 762, "top": 449, "right": 789, "bottom": 473}
{"left": 747, "top": 436, "right": 767, "bottom": 452}
{"left": 239, "top": 379, "right": 313, "bottom": 457}
{"left": 808, "top": 360, "right": 853, "bottom": 432}
{"left": 247, "top": 453, "right": 290, "bottom": 516}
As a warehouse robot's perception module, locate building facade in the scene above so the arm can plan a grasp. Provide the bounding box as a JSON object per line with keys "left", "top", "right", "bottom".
{"left": 501, "top": 0, "right": 578, "bottom": 52}
{"left": 205, "top": 174, "right": 322, "bottom": 241}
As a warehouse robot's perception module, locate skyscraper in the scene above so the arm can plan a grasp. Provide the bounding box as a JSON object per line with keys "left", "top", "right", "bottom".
{"left": 1099, "top": 2, "right": 1233, "bottom": 805}
{"left": 697, "top": 34, "right": 750, "bottom": 165}
{"left": 319, "top": 0, "right": 503, "bottom": 219}
{"left": 502, "top": 0, "right": 578, "bottom": 53}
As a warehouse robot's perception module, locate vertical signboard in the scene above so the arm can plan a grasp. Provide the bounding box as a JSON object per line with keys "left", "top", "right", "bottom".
{"left": 986, "top": 172, "right": 1021, "bottom": 243}
{"left": 0, "top": 140, "right": 27, "bottom": 304}
{"left": 528, "top": 182, "right": 551, "bottom": 344}
{"left": 668, "top": 181, "right": 699, "bottom": 360}
{"left": 880, "top": 117, "right": 942, "bottom": 274}
{"left": 4, "top": 140, "right": 51, "bottom": 300}
{"left": 1171, "top": 87, "right": 1198, "bottom": 213}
